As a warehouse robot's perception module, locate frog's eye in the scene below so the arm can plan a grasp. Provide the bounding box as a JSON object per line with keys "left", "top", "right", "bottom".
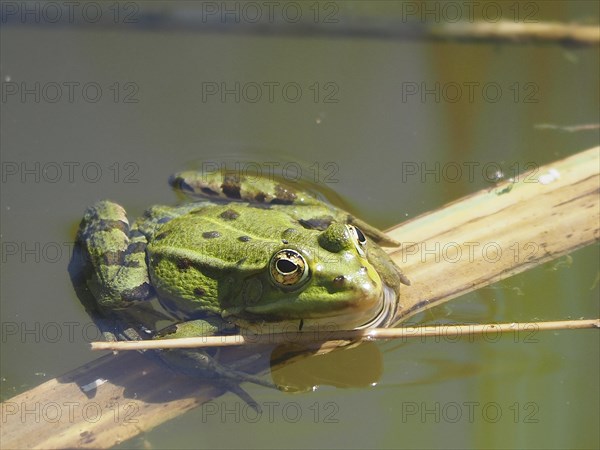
{"left": 270, "top": 249, "right": 309, "bottom": 288}
{"left": 346, "top": 225, "right": 367, "bottom": 256}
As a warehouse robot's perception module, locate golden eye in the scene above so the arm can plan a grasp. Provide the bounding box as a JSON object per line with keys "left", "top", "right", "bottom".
{"left": 346, "top": 225, "right": 367, "bottom": 256}
{"left": 270, "top": 249, "right": 309, "bottom": 288}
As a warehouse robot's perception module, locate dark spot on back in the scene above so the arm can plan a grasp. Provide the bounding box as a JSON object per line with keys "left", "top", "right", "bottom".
{"left": 102, "top": 251, "right": 124, "bottom": 266}
{"left": 219, "top": 209, "right": 240, "bottom": 221}
{"left": 123, "top": 258, "right": 141, "bottom": 268}
{"left": 299, "top": 216, "right": 334, "bottom": 231}
{"left": 271, "top": 198, "right": 294, "bottom": 205}
{"left": 193, "top": 287, "right": 206, "bottom": 297}
{"left": 130, "top": 230, "right": 145, "bottom": 239}
{"left": 238, "top": 236, "right": 251, "bottom": 242}
{"left": 157, "top": 217, "right": 172, "bottom": 224}
{"left": 201, "top": 187, "right": 219, "bottom": 196}
{"left": 203, "top": 231, "right": 221, "bottom": 239}
{"left": 221, "top": 174, "right": 241, "bottom": 199}
{"left": 177, "top": 258, "right": 192, "bottom": 270}
{"left": 169, "top": 176, "right": 193, "bottom": 192}
{"left": 154, "top": 231, "right": 169, "bottom": 241}
{"left": 95, "top": 219, "right": 129, "bottom": 234}
{"left": 271, "top": 184, "right": 296, "bottom": 204}
{"left": 254, "top": 192, "right": 266, "bottom": 202}
{"left": 126, "top": 242, "right": 147, "bottom": 254}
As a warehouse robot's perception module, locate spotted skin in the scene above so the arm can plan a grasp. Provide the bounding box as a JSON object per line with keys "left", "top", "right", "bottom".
{"left": 170, "top": 171, "right": 311, "bottom": 206}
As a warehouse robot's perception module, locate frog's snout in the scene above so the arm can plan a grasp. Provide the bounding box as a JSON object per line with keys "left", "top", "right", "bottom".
{"left": 330, "top": 266, "right": 378, "bottom": 290}
{"left": 319, "top": 264, "right": 383, "bottom": 305}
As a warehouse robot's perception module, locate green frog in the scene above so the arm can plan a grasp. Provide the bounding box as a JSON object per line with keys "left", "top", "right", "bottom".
{"left": 75, "top": 170, "right": 409, "bottom": 397}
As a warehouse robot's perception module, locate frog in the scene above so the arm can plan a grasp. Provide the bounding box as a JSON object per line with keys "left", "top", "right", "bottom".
{"left": 74, "top": 170, "right": 409, "bottom": 400}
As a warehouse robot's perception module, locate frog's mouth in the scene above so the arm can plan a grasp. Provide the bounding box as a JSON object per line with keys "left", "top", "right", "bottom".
{"left": 354, "top": 284, "right": 399, "bottom": 329}
{"left": 230, "top": 285, "right": 399, "bottom": 334}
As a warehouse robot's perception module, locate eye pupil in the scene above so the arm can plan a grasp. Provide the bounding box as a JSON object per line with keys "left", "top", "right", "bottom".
{"left": 345, "top": 224, "right": 368, "bottom": 257}
{"left": 276, "top": 259, "right": 297, "bottom": 274}
{"left": 354, "top": 226, "right": 367, "bottom": 245}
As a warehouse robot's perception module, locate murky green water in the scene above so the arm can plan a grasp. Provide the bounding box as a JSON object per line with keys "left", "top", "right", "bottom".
{"left": 1, "top": 1, "right": 598, "bottom": 448}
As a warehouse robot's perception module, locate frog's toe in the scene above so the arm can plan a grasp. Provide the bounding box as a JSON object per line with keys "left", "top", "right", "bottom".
{"left": 218, "top": 379, "right": 263, "bottom": 414}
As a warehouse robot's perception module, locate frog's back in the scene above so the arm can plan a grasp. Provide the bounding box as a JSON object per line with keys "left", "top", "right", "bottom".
{"left": 148, "top": 203, "right": 314, "bottom": 265}
{"left": 145, "top": 203, "right": 318, "bottom": 318}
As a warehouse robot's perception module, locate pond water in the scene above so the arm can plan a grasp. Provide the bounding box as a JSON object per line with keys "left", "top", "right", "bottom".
{"left": 1, "top": 1, "right": 598, "bottom": 448}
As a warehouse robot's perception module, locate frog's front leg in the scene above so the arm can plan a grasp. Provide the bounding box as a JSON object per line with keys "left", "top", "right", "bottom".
{"left": 156, "top": 319, "right": 274, "bottom": 387}
{"left": 77, "top": 200, "right": 153, "bottom": 309}
{"left": 155, "top": 319, "right": 276, "bottom": 411}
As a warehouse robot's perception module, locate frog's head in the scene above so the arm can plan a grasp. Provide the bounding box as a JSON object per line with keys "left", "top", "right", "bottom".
{"left": 223, "top": 223, "right": 403, "bottom": 333}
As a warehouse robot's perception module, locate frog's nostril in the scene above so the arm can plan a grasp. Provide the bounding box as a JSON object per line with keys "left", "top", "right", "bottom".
{"left": 333, "top": 275, "right": 345, "bottom": 287}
